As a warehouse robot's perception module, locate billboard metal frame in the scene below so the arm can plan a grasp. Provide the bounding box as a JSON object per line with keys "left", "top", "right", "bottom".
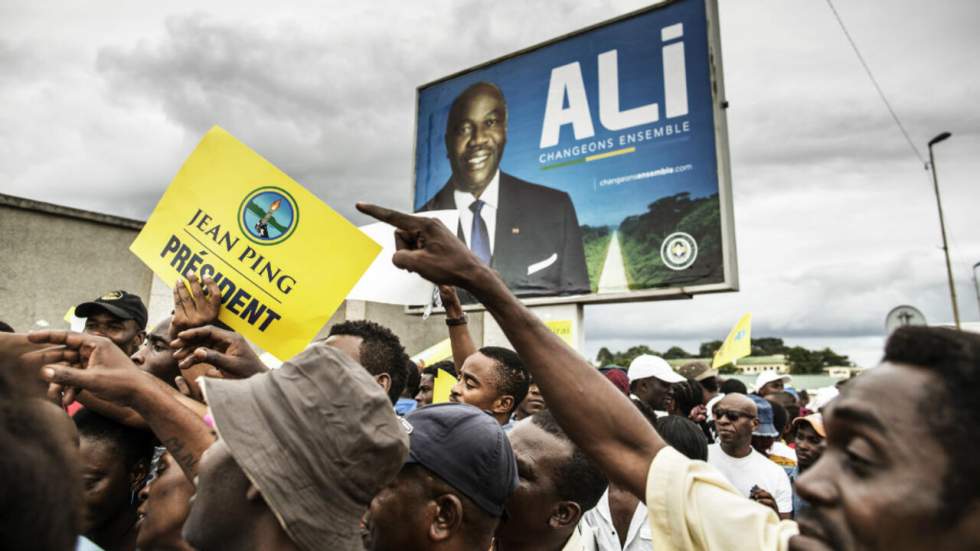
{"left": 408, "top": 0, "right": 736, "bottom": 311}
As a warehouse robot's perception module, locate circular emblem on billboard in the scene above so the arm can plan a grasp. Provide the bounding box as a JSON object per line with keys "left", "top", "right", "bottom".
{"left": 239, "top": 187, "right": 299, "bottom": 245}
{"left": 660, "top": 232, "right": 698, "bottom": 271}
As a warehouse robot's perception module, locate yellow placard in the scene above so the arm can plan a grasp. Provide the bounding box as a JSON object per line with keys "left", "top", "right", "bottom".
{"left": 130, "top": 126, "right": 380, "bottom": 360}
{"left": 411, "top": 338, "right": 453, "bottom": 367}
{"left": 545, "top": 320, "right": 574, "bottom": 347}
{"left": 432, "top": 368, "right": 458, "bottom": 404}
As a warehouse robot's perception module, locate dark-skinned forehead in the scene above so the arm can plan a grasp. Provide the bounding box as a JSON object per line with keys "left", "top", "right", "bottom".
{"left": 149, "top": 318, "right": 171, "bottom": 338}
{"left": 448, "top": 83, "right": 507, "bottom": 122}
{"left": 509, "top": 420, "right": 573, "bottom": 469}
{"left": 86, "top": 310, "right": 128, "bottom": 323}
{"left": 717, "top": 393, "right": 757, "bottom": 414}
{"left": 826, "top": 362, "right": 938, "bottom": 438}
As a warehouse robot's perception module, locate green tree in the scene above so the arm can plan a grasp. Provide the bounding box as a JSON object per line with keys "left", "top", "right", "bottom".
{"left": 596, "top": 347, "right": 615, "bottom": 367}
{"left": 699, "top": 340, "right": 723, "bottom": 358}
{"left": 595, "top": 345, "right": 660, "bottom": 368}
{"left": 751, "top": 337, "right": 787, "bottom": 356}
{"left": 786, "top": 347, "right": 820, "bottom": 374}
{"left": 817, "top": 347, "right": 852, "bottom": 367}
{"left": 787, "top": 345, "right": 853, "bottom": 374}
{"left": 662, "top": 346, "right": 693, "bottom": 360}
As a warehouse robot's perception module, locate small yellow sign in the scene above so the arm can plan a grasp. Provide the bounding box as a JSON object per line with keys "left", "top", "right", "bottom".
{"left": 130, "top": 126, "right": 380, "bottom": 360}
{"left": 411, "top": 338, "right": 453, "bottom": 367}
{"left": 432, "top": 368, "right": 459, "bottom": 404}
{"left": 545, "top": 320, "right": 574, "bottom": 347}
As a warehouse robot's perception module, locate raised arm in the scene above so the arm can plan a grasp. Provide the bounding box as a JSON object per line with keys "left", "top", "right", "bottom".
{"left": 439, "top": 285, "right": 477, "bottom": 371}
{"left": 357, "top": 203, "right": 665, "bottom": 498}
{"left": 29, "top": 330, "right": 214, "bottom": 481}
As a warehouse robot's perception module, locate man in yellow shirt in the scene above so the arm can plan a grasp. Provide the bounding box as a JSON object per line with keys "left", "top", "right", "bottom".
{"left": 357, "top": 203, "right": 980, "bottom": 551}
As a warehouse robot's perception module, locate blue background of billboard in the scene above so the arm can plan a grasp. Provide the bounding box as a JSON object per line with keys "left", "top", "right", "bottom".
{"left": 414, "top": 0, "right": 719, "bottom": 228}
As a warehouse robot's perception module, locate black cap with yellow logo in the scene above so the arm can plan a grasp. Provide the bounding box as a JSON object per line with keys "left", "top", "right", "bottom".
{"left": 76, "top": 290, "right": 148, "bottom": 330}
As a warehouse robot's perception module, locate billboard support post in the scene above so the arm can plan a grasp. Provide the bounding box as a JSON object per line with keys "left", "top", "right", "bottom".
{"left": 927, "top": 131, "right": 959, "bottom": 330}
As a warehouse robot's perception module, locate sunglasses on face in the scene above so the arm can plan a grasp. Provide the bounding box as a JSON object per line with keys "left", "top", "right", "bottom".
{"left": 714, "top": 409, "right": 755, "bottom": 423}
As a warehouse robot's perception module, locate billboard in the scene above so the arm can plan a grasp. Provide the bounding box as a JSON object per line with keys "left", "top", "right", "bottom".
{"left": 413, "top": 0, "right": 736, "bottom": 305}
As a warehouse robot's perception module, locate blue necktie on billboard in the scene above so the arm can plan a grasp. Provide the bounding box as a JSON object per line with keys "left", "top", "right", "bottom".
{"left": 469, "top": 200, "right": 491, "bottom": 265}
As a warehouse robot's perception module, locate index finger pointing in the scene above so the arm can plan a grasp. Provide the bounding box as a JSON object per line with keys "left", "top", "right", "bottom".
{"left": 28, "top": 330, "right": 74, "bottom": 347}
{"left": 356, "top": 203, "right": 422, "bottom": 231}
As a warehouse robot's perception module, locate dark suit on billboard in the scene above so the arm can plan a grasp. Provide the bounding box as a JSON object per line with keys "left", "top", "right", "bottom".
{"left": 419, "top": 172, "right": 590, "bottom": 297}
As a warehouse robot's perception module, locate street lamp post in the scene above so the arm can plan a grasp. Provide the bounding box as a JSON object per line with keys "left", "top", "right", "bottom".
{"left": 927, "top": 131, "right": 960, "bottom": 329}
{"left": 973, "top": 261, "right": 980, "bottom": 320}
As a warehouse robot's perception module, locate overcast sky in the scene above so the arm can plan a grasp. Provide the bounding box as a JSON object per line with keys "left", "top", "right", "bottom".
{"left": 2, "top": 0, "right": 978, "bottom": 366}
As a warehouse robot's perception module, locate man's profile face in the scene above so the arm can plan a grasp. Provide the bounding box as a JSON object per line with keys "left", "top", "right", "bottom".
{"left": 496, "top": 419, "right": 571, "bottom": 542}
{"left": 517, "top": 383, "right": 545, "bottom": 418}
{"left": 792, "top": 364, "right": 960, "bottom": 551}
{"left": 416, "top": 374, "right": 435, "bottom": 406}
{"left": 365, "top": 466, "right": 431, "bottom": 550}
{"left": 131, "top": 318, "right": 179, "bottom": 384}
{"left": 634, "top": 376, "right": 672, "bottom": 411}
{"left": 445, "top": 85, "right": 507, "bottom": 196}
{"left": 83, "top": 310, "right": 142, "bottom": 355}
{"left": 136, "top": 452, "right": 194, "bottom": 550}
{"left": 451, "top": 352, "right": 504, "bottom": 412}
{"left": 183, "top": 439, "right": 254, "bottom": 551}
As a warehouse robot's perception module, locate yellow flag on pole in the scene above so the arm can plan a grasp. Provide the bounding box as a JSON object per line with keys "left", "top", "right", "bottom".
{"left": 713, "top": 313, "right": 752, "bottom": 368}
{"left": 432, "top": 368, "right": 459, "bottom": 404}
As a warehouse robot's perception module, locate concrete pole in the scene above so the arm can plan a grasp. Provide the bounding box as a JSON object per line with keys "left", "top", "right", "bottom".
{"left": 927, "top": 132, "right": 960, "bottom": 329}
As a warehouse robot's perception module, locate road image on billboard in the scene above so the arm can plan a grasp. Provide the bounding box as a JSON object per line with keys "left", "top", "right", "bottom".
{"left": 413, "top": 0, "right": 736, "bottom": 305}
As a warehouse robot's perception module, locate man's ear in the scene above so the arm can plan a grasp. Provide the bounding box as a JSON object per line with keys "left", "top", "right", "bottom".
{"left": 751, "top": 418, "right": 760, "bottom": 431}
{"left": 131, "top": 330, "right": 147, "bottom": 352}
{"left": 549, "top": 501, "right": 582, "bottom": 529}
{"left": 492, "top": 395, "right": 515, "bottom": 415}
{"left": 429, "top": 494, "right": 464, "bottom": 542}
{"left": 375, "top": 373, "right": 391, "bottom": 394}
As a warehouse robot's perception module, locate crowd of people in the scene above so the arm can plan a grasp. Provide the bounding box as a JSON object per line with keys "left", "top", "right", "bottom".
{"left": 2, "top": 202, "right": 979, "bottom": 551}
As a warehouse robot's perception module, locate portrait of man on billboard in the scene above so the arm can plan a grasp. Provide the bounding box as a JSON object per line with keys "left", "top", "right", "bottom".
{"left": 418, "top": 82, "right": 590, "bottom": 297}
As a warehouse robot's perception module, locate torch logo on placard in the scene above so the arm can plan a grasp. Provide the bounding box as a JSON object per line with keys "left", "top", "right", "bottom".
{"left": 238, "top": 187, "right": 299, "bottom": 245}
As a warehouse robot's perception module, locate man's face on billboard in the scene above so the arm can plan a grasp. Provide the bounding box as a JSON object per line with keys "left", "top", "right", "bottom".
{"left": 446, "top": 84, "right": 507, "bottom": 196}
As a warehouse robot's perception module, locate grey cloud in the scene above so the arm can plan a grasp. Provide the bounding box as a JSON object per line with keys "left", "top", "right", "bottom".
{"left": 90, "top": 2, "right": 601, "bottom": 222}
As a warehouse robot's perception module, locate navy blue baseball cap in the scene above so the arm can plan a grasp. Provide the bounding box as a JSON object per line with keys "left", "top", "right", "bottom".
{"left": 402, "top": 403, "right": 518, "bottom": 517}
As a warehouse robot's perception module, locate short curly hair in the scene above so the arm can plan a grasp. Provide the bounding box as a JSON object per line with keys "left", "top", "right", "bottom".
{"left": 883, "top": 326, "right": 980, "bottom": 524}
{"left": 479, "top": 347, "right": 529, "bottom": 414}
{"left": 530, "top": 410, "right": 608, "bottom": 511}
{"left": 328, "top": 320, "right": 409, "bottom": 404}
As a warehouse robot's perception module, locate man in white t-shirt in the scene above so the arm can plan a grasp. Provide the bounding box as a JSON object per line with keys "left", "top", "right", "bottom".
{"left": 708, "top": 394, "right": 793, "bottom": 518}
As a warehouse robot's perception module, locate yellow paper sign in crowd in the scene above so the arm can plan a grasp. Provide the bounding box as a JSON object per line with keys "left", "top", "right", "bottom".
{"left": 130, "top": 126, "right": 380, "bottom": 360}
